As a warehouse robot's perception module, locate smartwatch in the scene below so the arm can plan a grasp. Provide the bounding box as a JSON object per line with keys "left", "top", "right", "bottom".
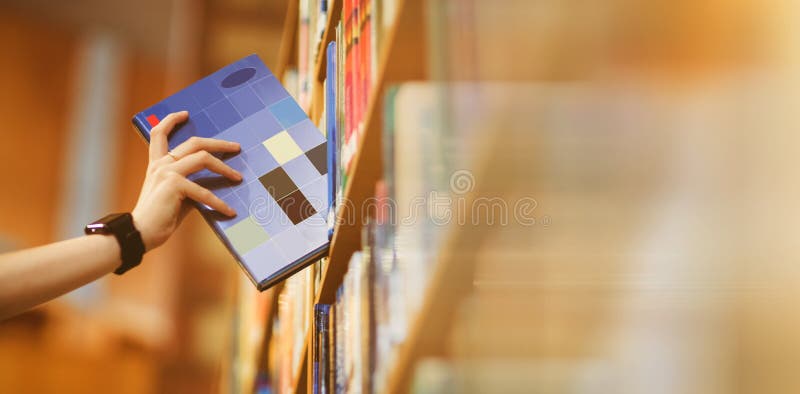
{"left": 85, "top": 213, "right": 145, "bottom": 275}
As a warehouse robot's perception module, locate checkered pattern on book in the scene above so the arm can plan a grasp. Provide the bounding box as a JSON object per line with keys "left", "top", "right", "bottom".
{"left": 140, "top": 55, "right": 328, "bottom": 287}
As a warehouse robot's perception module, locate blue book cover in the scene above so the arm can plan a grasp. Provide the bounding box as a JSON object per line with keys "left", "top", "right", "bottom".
{"left": 132, "top": 54, "right": 330, "bottom": 290}
{"left": 325, "top": 41, "right": 338, "bottom": 240}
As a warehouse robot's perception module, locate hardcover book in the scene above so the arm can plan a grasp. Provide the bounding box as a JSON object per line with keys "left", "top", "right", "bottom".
{"left": 326, "top": 41, "right": 338, "bottom": 239}
{"left": 132, "top": 54, "right": 330, "bottom": 290}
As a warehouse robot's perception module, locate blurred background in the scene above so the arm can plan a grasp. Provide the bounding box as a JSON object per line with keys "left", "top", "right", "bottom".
{"left": 0, "top": 0, "right": 291, "bottom": 392}
{"left": 3, "top": 0, "right": 800, "bottom": 393}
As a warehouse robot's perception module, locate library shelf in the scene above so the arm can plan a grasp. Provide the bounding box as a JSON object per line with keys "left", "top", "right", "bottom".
{"left": 261, "top": 0, "right": 429, "bottom": 392}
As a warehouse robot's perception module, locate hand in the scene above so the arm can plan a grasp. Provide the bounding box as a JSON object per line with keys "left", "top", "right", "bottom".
{"left": 131, "top": 111, "right": 242, "bottom": 251}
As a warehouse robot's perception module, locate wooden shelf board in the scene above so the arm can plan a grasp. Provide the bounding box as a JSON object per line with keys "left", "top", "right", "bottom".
{"left": 314, "top": 0, "right": 342, "bottom": 84}
{"left": 292, "top": 329, "right": 311, "bottom": 394}
{"left": 276, "top": 0, "right": 299, "bottom": 79}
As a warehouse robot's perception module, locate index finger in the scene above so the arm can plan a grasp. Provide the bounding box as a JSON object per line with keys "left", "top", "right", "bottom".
{"left": 149, "top": 111, "right": 189, "bottom": 161}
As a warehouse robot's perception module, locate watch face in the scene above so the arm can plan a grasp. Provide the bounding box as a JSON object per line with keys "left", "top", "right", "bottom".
{"left": 84, "top": 222, "right": 108, "bottom": 233}
{"left": 85, "top": 213, "right": 128, "bottom": 234}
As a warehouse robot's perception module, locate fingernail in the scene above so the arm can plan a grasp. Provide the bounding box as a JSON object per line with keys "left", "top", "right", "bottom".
{"left": 228, "top": 207, "right": 237, "bottom": 216}
{"left": 234, "top": 171, "right": 243, "bottom": 180}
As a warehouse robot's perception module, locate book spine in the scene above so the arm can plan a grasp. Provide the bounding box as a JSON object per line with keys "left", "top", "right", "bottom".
{"left": 336, "top": 20, "right": 348, "bottom": 192}
{"left": 352, "top": 0, "right": 360, "bottom": 150}
{"left": 360, "top": 233, "right": 374, "bottom": 394}
{"left": 334, "top": 286, "right": 345, "bottom": 394}
{"left": 313, "top": 304, "right": 331, "bottom": 394}
{"left": 370, "top": 0, "right": 379, "bottom": 91}
{"left": 363, "top": 0, "right": 372, "bottom": 101}
{"left": 131, "top": 113, "right": 152, "bottom": 142}
{"left": 359, "top": 0, "right": 368, "bottom": 129}
{"left": 343, "top": 0, "right": 355, "bottom": 172}
{"left": 327, "top": 302, "right": 337, "bottom": 394}
{"left": 299, "top": 0, "right": 311, "bottom": 110}
{"left": 326, "top": 41, "right": 338, "bottom": 239}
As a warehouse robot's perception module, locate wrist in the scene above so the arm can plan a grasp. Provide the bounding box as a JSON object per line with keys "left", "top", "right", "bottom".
{"left": 131, "top": 209, "right": 154, "bottom": 252}
{"left": 87, "top": 232, "right": 125, "bottom": 274}
{"left": 85, "top": 213, "right": 145, "bottom": 275}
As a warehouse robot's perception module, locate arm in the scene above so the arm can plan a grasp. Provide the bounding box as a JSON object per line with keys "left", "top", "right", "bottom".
{"left": 0, "top": 111, "right": 242, "bottom": 320}
{"left": 0, "top": 235, "right": 120, "bottom": 320}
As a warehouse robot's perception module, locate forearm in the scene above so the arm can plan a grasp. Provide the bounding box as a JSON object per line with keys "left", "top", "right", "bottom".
{"left": 0, "top": 234, "right": 120, "bottom": 320}
{"left": 0, "top": 113, "right": 240, "bottom": 321}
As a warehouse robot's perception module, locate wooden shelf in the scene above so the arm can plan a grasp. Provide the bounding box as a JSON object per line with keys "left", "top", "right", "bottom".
{"left": 276, "top": 0, "right": 299, "bottom": 79}
{"left": 292, "top": 330, "right": 311, "bottom": 394}
{"left": 314, "top": 0, "right": 342, "bottom": 84}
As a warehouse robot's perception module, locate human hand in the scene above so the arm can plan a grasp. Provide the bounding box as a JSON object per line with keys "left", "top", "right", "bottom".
{"left": 131, "top": 111, "right": 242, "bottom": 251}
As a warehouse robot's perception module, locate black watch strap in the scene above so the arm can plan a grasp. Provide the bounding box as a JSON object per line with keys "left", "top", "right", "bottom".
{"left": 84, "top": 213, "right": 145, "bottom": 275}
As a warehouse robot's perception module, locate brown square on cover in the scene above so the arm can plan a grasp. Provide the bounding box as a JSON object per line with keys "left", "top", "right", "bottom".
{"left": 306, "top": 143, "right": 327, "bottom": 175}
{"left": 276, "top": 189, "right": 317, "bottom": 225}
{"left": 259, "top": 167, "right": 298, "bottom": 201}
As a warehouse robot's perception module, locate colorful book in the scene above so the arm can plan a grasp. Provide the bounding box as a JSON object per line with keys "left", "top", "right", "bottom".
{"left": 334, "top": 286, "right": 345, "bottom": 394}
{"left": 132, "top": 54, "right": 330, "bottom": 291}
{"left": 335, "top": 20, "right": 348, "bottom": 193}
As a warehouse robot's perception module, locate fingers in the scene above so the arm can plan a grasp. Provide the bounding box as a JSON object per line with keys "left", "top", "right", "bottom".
{"left": 149, "top": 111, "right": 189, "bottom": 161}
{"left": 178, "top": 176, "right": 236, "bottom": 216}
{"left": 169, "top": 151, "right": 243, "bottom": 182}
{"left": 169, "top": 136, "right": 240, "bottom": 159}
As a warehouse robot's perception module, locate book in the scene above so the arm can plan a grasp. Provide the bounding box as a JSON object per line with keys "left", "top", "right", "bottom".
{"left": 131, "top": 54, "right": 330, "bottom": 291}
{"left": 342, "top": 0, "right": 357, "bottom": 172}
{"left": 312, "top": 303, "right": 332, "bottom": 394}
{"left": 326, "top": 41, "right": 339, "bottom": 239}
{"left": 334, "top": 286, "right": 346, "bottom": 394}
{"left": 327, "top": 300, "right": 337, "bottom": 393}
{"left": 335, "top": 19, "right": 348, "bottom": 194}
{"left": 298, "top": 0, "right": 311, "bottom": 110}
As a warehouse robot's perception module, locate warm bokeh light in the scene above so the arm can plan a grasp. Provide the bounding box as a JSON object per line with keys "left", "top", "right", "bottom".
{"left": 3, "top": 0, "right": 800, "bottom": 393}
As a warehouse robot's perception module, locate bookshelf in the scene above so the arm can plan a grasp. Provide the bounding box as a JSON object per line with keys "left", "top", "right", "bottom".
{"left": 250, "top": 0, "right": 433, "bottom": 393}
{"left": 229, "top": 1, "right": 794, "bottom": 393}
{"left": 316, "top": 0, "right": 426, "bottom": 305}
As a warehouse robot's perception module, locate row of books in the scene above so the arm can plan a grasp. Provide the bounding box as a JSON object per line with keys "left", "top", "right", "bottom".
{"left": 309, "top": 82, "right": 452, "bottom": 393}
{"left": 261, "top": 1, "right": 411, "bottom": 392}
{"left": 297, "top": 0, "right": 400, "bottom": 231}
{"left": 263, "top": 259, "right": 328, "bottom": 394}
{"left": 310, "top": 229, "right": 382, "bottom": 394}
